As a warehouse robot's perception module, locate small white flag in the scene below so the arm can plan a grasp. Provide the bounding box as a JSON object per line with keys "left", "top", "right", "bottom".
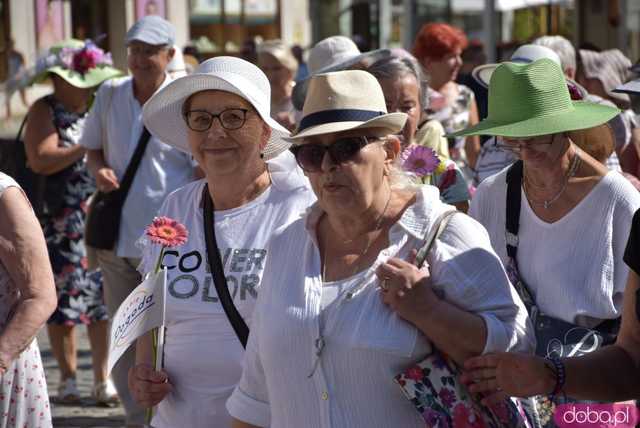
{"left": 107, "top": 268, "right": 167, "bottom": 375}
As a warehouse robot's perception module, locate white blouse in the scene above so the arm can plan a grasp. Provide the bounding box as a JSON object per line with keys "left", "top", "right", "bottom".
{"left": 227, "top": 186, "right": 534, "bottom": 428}
{"left": 470, "top": 169, "right": 640, "bottom": 327}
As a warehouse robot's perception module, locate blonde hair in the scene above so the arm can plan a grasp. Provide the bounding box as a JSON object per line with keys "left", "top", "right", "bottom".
{"left": 379, "top": 137, "right": 421, "bottom": 191}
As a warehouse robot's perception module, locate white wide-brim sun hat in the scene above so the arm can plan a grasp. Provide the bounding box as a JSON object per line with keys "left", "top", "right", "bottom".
{"left": 143, "top": 56, "right": 291, "bottom": 161}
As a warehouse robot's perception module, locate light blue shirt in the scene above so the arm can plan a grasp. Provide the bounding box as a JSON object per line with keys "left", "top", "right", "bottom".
{"left": 80, "top": 75, "right": 195, "bottom": 258}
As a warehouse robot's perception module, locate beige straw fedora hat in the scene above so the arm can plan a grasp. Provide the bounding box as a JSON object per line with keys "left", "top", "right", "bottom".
{"left": 287, "top": 69, "right": 407, "bottom": 142}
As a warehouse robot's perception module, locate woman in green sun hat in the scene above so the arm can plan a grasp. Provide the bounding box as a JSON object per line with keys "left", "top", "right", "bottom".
{"left": 455, "top": 58, "right": 640, "bottom": 427}
{"left": 22, "top": 39, "right": 122, "bottom": 405}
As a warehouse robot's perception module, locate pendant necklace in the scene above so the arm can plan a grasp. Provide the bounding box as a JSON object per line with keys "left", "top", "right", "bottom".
{"left": 523, "top": 146, "right": 581, "bottom": 210}
{"left": 308, "top": 189, "right": 392, "bottom": 378}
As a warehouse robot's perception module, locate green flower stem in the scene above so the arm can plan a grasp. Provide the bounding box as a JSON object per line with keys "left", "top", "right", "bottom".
{"left": 154, "top": 246, "right": 166, "bottom": 275}
{"left": 146, "top": 245, "right": 166, "bottom": 424}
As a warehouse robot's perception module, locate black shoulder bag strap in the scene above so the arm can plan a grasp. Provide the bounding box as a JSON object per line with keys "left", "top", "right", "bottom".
{"left": 117, "top": 127, "right": 151, "bottom": 199}
{"left": 202, "top": 184, "right": 249, "bottom": 348}
{"left": 505, "top": 160, "right": 537, "bottom": 307}
{"left": 505, "top": 160, "right": 523, "bottom": 261}
{"left": 16, "top": 114, "right": 28, "bottom": 143}
{"left": 505, "top": 161, "right": 621, "bottom": 335}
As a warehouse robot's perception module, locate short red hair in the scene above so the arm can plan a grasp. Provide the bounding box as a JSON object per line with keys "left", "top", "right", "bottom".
{"left": 412, "top": 23, "right": 468, "bottom": 61}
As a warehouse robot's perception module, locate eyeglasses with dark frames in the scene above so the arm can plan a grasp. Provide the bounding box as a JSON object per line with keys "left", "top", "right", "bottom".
{"left": 127, "top": 44, "right": 169, "bottom": 57}
{"left": 290, "top": 136, "right": 380, "bottom": 173}
{"left": 185, "top": 108, "right": 249, "bottom": 132}
{"left": 494, "top": 134, "right": 557, "bottom": 154}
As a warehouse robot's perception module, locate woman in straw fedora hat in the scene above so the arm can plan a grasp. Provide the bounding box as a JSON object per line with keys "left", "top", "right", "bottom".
{"left": 457, "top": 58, "right": 640, "bottom": 426}
{"left": 257, "top": 40, "right": 298, "bottom": 131}
{"left": 227, "top": 69, "right": 533, "bottom": 428}
{"left": 22, "top": 39, "right": 122, "bottom": 405}
{"left": 129, "top": 56, "right": 314, "bottom": 428}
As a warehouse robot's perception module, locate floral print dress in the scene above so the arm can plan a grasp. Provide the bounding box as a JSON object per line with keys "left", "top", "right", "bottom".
{"left": 0, "top": 173, "right": 52, "bottom": 428}
{"left": 426, "top": 84, "right": 475, "bottom": 153}
{"left": 40, "top": 96, "right": 108, "bottom": 326}
{"left": 425, "top": 85, "right": 477, "bottom": 188}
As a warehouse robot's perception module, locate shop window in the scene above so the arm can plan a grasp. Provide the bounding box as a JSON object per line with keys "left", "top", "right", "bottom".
{"left": 189, "top": 0, "right": 280, "bottom": 58}
{"left": 70, "top": 0, "right": 110, "bottom": 51}
{"left": 0, "top": 0, "right": 7, "bottom": 82}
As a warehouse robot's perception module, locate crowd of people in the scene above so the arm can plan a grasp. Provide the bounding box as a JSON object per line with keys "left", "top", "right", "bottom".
{"left": 2, "top": 12, "right": 640, "bottom": 428}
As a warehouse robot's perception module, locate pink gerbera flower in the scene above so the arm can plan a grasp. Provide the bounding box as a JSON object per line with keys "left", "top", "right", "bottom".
{"left": 145, "top": 216, "right": 188, "bottom": 247}
{"left": 402, "top": 145, "right": 440, "bottom": 177}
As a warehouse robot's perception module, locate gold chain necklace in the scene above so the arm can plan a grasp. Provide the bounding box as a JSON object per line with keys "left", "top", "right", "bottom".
{"left": 321, "top": 188, "right": 391, "bottom": 288}
{"left": 523, "top": 147, "right": 581, "bottom": 210}
{"left": 308, "top": 188, "right": 392, "bottom": 378}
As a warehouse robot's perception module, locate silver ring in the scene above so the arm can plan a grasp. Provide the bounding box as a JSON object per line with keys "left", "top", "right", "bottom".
{"left": 380, "top": 278, "right": 390, "bottom": 291}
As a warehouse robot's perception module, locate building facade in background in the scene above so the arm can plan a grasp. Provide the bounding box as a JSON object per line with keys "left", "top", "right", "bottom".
{"left": 0, "top": 0, "right": 638, "bottom": 82}
{"left": 0, "top": 0, "right": 311, "bottom": 79}
{"left": 313, "top": 0, "right": 640, "bottom": 64}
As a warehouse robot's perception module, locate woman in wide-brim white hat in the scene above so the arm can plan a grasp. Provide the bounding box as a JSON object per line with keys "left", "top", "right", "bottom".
{"left": 129, "top": 56, "right": 315, "bottom": 428}
{"left": 227, "top": 69, "right": 533, "bottom": 428}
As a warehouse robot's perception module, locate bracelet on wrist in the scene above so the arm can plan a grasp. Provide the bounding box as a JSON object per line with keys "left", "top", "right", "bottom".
{"left": 544, "top": 355, "right": 566, "bottom": 400}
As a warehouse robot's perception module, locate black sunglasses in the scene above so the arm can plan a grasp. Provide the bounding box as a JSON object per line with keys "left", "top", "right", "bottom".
{"left": 290, "top": 136, "right": 379, "bottom": 172}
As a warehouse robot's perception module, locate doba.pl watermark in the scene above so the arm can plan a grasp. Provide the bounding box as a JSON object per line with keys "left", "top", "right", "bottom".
{"left": 555, "top": 403, "right": 639, "bottom": 427}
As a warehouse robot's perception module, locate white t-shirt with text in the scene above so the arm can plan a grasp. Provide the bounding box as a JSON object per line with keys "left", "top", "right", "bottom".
{"left": 139, "top": 155, "right": 315, "bottom": 428}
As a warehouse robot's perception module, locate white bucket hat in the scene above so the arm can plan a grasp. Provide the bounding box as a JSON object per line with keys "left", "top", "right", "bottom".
{"left": 473, "top": 44, "right": 587, "bottom": 99}
{"left": 580, "top": 49, "right": 631, "bottom": 105}
{"left": 308, "top": 36, "right": 361, "bottom": 75}
{"left": 142, "top": 56, "right": 291, "bottom": 160}
{"left": 287, "top": 69, "right": 407, "bottom": 141}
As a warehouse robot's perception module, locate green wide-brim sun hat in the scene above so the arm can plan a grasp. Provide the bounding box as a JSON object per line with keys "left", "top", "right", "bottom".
{"left": 30, "top": 39, "right": 122, "bottom": 89}
{"left": 448, "top": 59, "right": 619, "bottom": 138}
{"left": 40, "top": 65, "right": 123, "bottom": 88}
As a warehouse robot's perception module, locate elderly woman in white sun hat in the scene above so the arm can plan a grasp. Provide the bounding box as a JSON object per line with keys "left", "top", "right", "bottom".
{"left": 227, "top": 69, "right": 533, "bottom": 428}
{"left": 128, "top": 56, "right": 315, "bottom": 428}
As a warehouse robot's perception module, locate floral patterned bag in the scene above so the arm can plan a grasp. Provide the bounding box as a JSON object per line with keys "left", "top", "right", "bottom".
{"left": 394, "top": 210, "right": 530, "bottom": 428}
{"left": 395, "top": 351, "right": 529, "bottom": 427}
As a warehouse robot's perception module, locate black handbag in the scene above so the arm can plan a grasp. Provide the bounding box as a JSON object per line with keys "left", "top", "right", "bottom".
{"left": 0, "top": 115, "right": 70, "bottom": 219}
{"left": 85, "top": 127, "right": 151, "bottom": 250}
{"left": 202, "top": 184, "right": 249, "bottom": 348}
{"left": 505, "top": 161, "right": 620, "bottom": 359}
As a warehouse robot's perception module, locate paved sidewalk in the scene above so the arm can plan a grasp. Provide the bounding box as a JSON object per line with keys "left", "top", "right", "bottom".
{"left": 37, "top": 327, "right": 126, "bottom": 428}
{"left": 0, "top": 83, "right": 52, "bottom": 138}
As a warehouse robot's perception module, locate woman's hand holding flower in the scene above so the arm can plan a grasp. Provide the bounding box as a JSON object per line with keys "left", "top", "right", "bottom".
{"left": 375, "top": 250, "right": 438, "bottom": 325}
